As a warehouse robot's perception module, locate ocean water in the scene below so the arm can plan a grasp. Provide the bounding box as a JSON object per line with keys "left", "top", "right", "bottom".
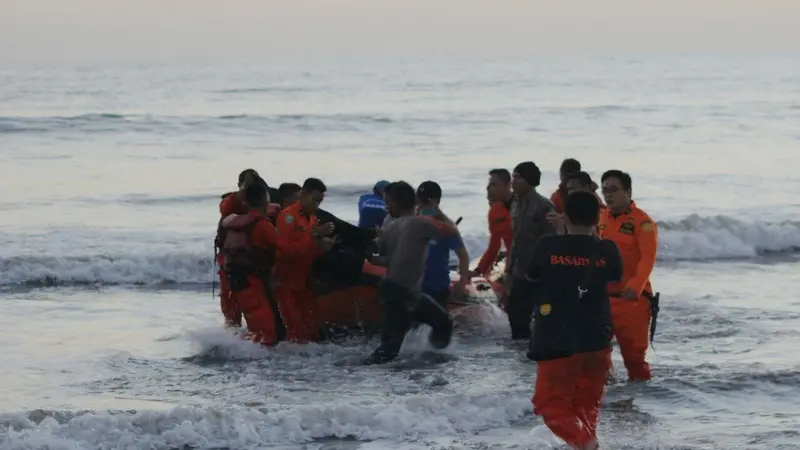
{"left": 1, "top": 53, "right": 800, "bottom": 450}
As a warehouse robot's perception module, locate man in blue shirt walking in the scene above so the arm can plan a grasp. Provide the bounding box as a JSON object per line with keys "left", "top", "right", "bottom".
{"left": 358, "top": 180, "right": 390, "bottom": 228}
{"left": 416, "top": 181, "right": 470, "bottom": 307}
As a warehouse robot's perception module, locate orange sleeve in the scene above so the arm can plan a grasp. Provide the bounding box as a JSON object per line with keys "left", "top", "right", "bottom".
{"left": 550, "top": 191, "right": 563, "bottom": 214}
{"left": 476, "top": 204, "right": 512, "bottom": 274}
{"left": 219, "top": 194, "right": 237, "bottom": 217}
{"left": 251, "top": 220, "right": 277, "bottom": 249}
{"left": 276, "top": 210, "right": 315, "bottom": 259}
{"left": 419, "top": 216, "right": 458, "bottom": 236}
{"left": 626, "top": 210, "right": 658, "bottom": 295}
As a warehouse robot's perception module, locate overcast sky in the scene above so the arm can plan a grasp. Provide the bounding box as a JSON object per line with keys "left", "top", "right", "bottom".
{"left": 2, "top": 0, "right": 799, "bottom": 63}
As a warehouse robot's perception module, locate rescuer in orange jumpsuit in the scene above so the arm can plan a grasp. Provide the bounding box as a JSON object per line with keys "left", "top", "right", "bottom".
{"left": 278, "top": 183, "right": 302, "bottom": 210}
{"left": 216, "top": 169, "right": 261, "bottom": 327}
{"left": 599, "top": 169, "right": 658, "bottom": 382}
{"left": 274, "top": 177, "right": 337, "bottom": 343}
{"left": 546, "top": 171, "right": 606, "bottom": 236}
{"left": 550, "top": 158, "right": 582, "bottom": 214}
{"left": 220, "top": 182, "right": 285, "bottom": 345}
{"left": 470, "top": 168, "right": 514, "bottom": 278}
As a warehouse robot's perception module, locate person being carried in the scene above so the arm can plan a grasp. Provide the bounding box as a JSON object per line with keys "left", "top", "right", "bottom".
{"left": 505, "top": 161, "right": 557, "bottom": 340}
{"left": 415, "top": 181, "right": 470, "bottom": 307}
{"left": 550, "top": 158, "right": 582, "bottom": 214}
{"left": 274, "top": 177, "right": 337, "bottom": 343}
{"left": 219, "top": 182, "right": 287, "bottom": 345}
{"left": 216, "top": 168, "right": 262, "bottom": 327}
{"left": 365, "top": 181, "right": 458, "bottom": 365}
{"left": 358, "top": 180, "right": 390, "bottom": 228}
{"left": 470, "top": 168, "right": 513, "bottom": 278}
{"left": 527, "top": 191, "right": 622, "bottom": 450}
{"left": 599, "top": 170, "right": 658, "bottom": 382}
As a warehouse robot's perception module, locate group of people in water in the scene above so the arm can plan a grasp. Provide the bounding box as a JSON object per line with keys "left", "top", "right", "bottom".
{"left": 213, "top": 158, "right": 659, "bottom": 450}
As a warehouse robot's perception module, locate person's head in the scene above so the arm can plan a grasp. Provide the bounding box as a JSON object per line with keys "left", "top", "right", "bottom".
{"left": 511, "top": 161, "right": 541, "bottom": 196}
{"left": 487, "top": 168, "right": 511, "bottom": 202}
{"left": 373, "top": 180, "right": 390, "bottom": 197}
{"left": 384, "top": 181, "right": 416, "bottom": 218}
{"left": 601, "top": 170, "right": 632, "bottom": 213}
{"left": 565, "top": 171, "right": 594, "bottom": 196}
{"left": 244, "top": 182, "right": 268, "bottom": 209}
{"left": 559, "top": 159, "right": 581, "bottom": 183}
{"left": 565, "top": 191, "right": 600, "bottom": 233}
{"left": 278, "top": 182, "right": 301, "bottom": 207}
{"left": 238, "top": 169, "right": 261, "bottom": 190}
{"left": 382, "top": 182, "right": 395, "bottom": 202}
{"left": 299, "top": 177, "right": 327, "bottom": 214}
{"left": 416, "top": 180, "right": 442, "bottom": 211}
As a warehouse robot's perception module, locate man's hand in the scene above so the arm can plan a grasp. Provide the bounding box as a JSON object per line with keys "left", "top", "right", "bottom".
{"left": 546, "top": 212, "right": 565, "bottom": 233}
{"left": 620, "top": 288, "right": 638, "bottom": 300}
{"left": 319, "top": 236, "right": 338, "bottom": 252}
{"left": 316, "top": 222, "right": 335, "bottom": 236}
{"left": 453, "top": 277, "right": 469, "bottom": 298}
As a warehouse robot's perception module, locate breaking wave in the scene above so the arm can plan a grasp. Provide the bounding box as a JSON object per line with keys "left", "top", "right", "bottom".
{"left": 0, "top": 394, "right": 532, "bottom": 449}
{"left": 0, "top": 215, "right": 797, "bottom": 288}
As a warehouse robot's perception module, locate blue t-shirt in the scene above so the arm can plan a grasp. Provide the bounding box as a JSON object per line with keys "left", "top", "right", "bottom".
{"left": 422, "top": 234, "right": 464, "bottom": 292}
{"left": 358, "top": 193, "right": 388, "bottom": 228}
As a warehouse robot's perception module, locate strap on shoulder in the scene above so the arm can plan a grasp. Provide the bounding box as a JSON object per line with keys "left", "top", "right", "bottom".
{"left": 577, "top": 238, "right": 602, "bottom": 299}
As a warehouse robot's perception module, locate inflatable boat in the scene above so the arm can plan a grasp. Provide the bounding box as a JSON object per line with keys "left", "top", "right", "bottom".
{"left": 311, "top": 208, "right": 505, "bottom": 336}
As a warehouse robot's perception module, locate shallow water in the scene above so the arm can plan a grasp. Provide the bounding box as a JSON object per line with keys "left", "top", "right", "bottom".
{"left": 1, "top": 53, "right": 799, "bottom": 449}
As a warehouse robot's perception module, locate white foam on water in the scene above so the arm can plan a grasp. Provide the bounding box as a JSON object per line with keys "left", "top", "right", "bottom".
{"left": 1, "top": 215, "right": 798, "bottom": 286}
{"left": 0, "top": 391, "right": 533, "bottom": 450}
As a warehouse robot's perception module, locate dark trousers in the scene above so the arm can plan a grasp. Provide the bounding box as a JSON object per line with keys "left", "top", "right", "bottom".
{"left": 366, "top": 281, "right": 454, "bottom": 364}
{"left": 423, "top": 287, "right": 450, "bottom": 310}
{"left": 507, "top": 277, "right": 536, "bottom": 340}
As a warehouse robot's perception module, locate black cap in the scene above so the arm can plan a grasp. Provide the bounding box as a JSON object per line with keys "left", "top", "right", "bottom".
{"left": 416, "top": 180, "right": 442, "bottom": 202}
{"left": 513, "top": 161, "right": 541, "bottom": 187}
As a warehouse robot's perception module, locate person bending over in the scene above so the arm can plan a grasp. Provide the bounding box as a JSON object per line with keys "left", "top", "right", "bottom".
{"left": 364, "top": 181, "right": 459, "bottom": 365}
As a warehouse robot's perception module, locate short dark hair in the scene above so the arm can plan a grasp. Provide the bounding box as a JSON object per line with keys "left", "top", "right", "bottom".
{"left": 244, "top": 183, "right": 267, "bottom": 208}
{"left": 416, "top": 180, "right": 442, "bottom": 202}
{"left": 385, "top": 180, "right": 416, "bottom": 211}
{"left": 601, "top": 170, "right": 632, "bottom": 191}
{"left": 489, "top": 168, "right": 511, "bottom": 183}
{"left": 560, "top": 159, "right": 581, "bottom": 175}
{"left": 302, "top": 177, "right": 327, "bottom": 193}
{"left": 278, "top": 182, "right": 301, "bottom": 201}
{"left": 566, "top": 171, "right": 593, "bottom": 189}
{"left": 565, "top": 191, "right": 600, "bottom": 226}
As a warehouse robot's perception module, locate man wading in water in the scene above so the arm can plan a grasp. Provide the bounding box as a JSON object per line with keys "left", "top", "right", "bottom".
{"left": 364, "top": 181, "right": 460, "bottom": 364}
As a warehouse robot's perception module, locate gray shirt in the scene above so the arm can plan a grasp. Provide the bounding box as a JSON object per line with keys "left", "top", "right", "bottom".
{"left": 508, "top": 190, "right": 556, "bottom": 279}
{"left": 377, "top": 215, "right": 442, "bottom": 293}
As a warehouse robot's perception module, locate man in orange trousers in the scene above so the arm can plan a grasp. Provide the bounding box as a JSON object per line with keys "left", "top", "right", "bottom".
{"left": 216, "top": 169, "right": 262, "bottom": 327}
{"left": 599, "top": 169, "right": 659, "bottom": 382}
{"left": 528, "top": 192, "right": 622, "bottom": 449}
{"left": 220, "top": 182, "right": 285, "bottom": 345}
{"left": 274, "top": 177, "right": 336, "bottom": 343}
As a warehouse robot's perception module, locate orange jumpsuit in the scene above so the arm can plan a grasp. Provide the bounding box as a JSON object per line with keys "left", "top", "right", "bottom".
{"left": 217, "top": 192, "right": 247, "bottom": 327}
{"left": 599, "top": 201, "right": 658, "bottom": 381}
{"left": 274, "top": 202, "right": 322, "bottom": 343}
{"left": 225, "top": 213, "right": 284, "bottom": 345}
{"left": 475, "top": 201, "right": 513, "bottom": 276}
{"left": 550, "top": 188, "right": 567, "bottom": 214}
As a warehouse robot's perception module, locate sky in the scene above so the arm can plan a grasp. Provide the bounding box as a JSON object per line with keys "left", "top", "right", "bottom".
{"left": 2, "top": 0, "right": 799, "bottom": 63}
